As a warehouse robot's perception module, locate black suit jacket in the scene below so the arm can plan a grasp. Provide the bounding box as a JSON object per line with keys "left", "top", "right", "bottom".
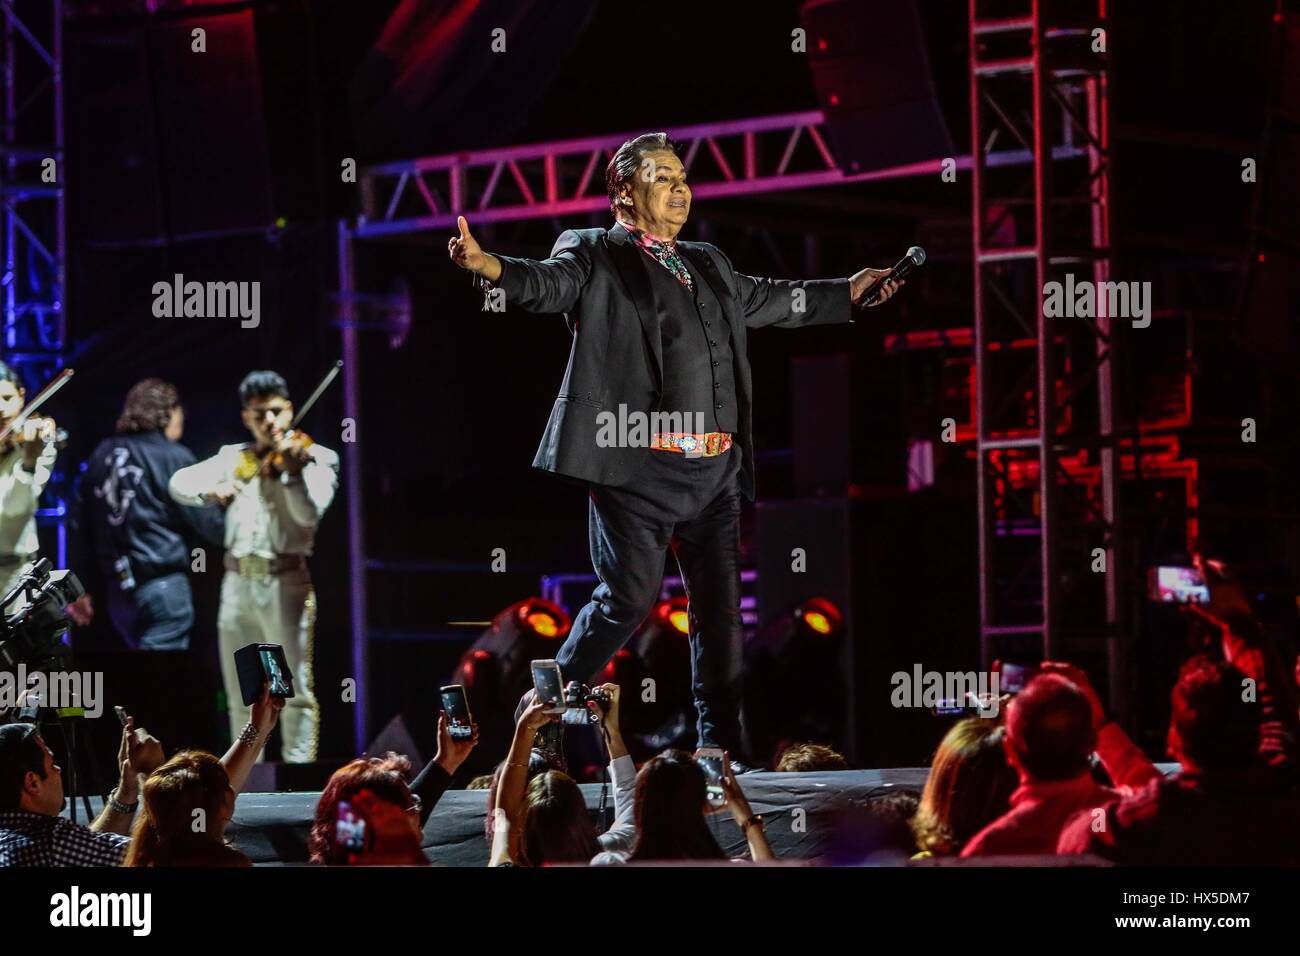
{"left": 496, "top": 222, "right": 852, "bottom": 500}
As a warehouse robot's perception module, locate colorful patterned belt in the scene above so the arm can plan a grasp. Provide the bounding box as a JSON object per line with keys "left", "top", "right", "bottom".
{"left": 650, "top": 432, "right": 733, "bottom": 458}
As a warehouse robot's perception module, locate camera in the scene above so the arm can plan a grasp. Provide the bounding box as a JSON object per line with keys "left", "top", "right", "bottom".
{"left": 0, "top": 559, "right": 85, "bottom": 672}
{"left": 561, "top": 681, "right": 610, "bottom": 724}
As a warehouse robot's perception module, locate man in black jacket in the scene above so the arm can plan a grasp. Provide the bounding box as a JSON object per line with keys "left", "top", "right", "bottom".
{"left": 73, "top": 379, "right": 223, "bottom": 651}
{"left": 450, "top": 133, "right": 901, "bottom": 767}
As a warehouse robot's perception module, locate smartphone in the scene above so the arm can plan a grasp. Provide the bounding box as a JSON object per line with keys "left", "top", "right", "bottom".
{"left": 114, "top": 705, "right": 129, "bottom": 727}
{"left": 439, "top": 684, "right": 474, "bottom": 740}
{"left": 999, "top": 662, "right": 1038, "bottom": 695}
{"left": 931, "top": 698, "right": 967, "bottom": 717}
{"left": 259, "top": 646, "right": 294, "bottom": 697}
{"left": 335, "top": 800, "right": 367, "bottom": 853}
{"left": 233, "top": 643, "right": 297, "bottom": 705}
{"left": 694, "top": 747, "right": 727, "bottom": 808}
{"left": 1148, "top": 566, "right": 1209, "bottom": 604}
{"left": 531, "top": 659, "right": 567, "bottom": 715}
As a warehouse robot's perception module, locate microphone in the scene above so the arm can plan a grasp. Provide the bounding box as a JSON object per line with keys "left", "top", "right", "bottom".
{"left": 856, "top": 245, "right": 926, "bottom": 308}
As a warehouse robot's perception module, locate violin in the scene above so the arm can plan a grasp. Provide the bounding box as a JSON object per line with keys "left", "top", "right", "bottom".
{"left": 262, "top": 430, "right": 316, "bottom": 477}
{"left": 228, "top": 361, "right": 340, "bottom": 493}
{"left": 0, "top": 415, "right": 65, "bottom": 454}
{"left": 0, "top": 368, "right": 74, "bottom": 457}
{"left": 234, "top": 430, "right": 316, "bottom": 482}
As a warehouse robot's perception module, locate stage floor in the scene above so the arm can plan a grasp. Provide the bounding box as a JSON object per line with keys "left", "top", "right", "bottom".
{"left": 231, "top": 767, "right": 930, "bottom": 865}
{"left": 66, "top": 764, "right": 1178, "bottom": 865}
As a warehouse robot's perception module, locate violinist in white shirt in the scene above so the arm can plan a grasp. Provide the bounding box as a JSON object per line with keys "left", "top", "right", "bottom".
{"left": 170, "top": 370, "right": 338, "bottom": 763}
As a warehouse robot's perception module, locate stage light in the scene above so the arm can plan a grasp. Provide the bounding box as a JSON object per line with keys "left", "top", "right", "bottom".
{"left": 446, "top": 597, "right": 572, "bottom": 775}
{"left": 524, "top": 608, "right": 562, "bottom": 637}
{"left": 796, "top": 598, "right": 843, "bottom": 637}
{"left": 656, "top": 596, "right": 691, "bottom": 635}
{"left": 803, "top": 610, "right": 831, "bottom": 634}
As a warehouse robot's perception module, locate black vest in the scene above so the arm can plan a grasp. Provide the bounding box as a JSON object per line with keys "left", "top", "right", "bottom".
{"left": 645, "top": 254, "right": 739, "bottom": 434}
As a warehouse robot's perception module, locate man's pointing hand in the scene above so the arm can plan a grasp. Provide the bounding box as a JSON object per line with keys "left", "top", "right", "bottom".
{"left": 448, "top": 215, "right": 502, "bottom": 282}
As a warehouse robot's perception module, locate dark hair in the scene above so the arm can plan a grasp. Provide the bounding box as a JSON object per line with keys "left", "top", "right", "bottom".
{"left": 629, "top": 750, "right": 727, "bottom": 862}
{"left": 913, "top": 718, "right": 1016, "bottom": 856}
{"left": 311, "top": 753, "right": 414, "bottom": 865}
{"left": 116, "top": 378, "right": 180, "bottom": 435}
{"left": 1006, "top": 674, "right": 1096, "bottom": 782}
{"left": 483, "top": 751, "right": 555, "bottom": 844}
{"left": 776, "top": 742, "right": 848, "bottom": 773}
{"left": 1170, "top": 656, "right": 1259, "bottom": 770}
{"left": 0, "top": 361, "right": 19, "bottom": 387}
{"left": 605, "top": 132, "right": 684, "bottom": 216}
{"left": 0, "top": 723, "right": 46, "bottom": 811}
{"left": 238, "top": 370, "right": 289, "bottom": 406}
{"left": 123, "top": 750, "right": 248, "bottom": 867}
{"left": 831, "top": 789, "right": 922, "bottom": 862}
{"left": 520, "top": 770, "right": 600, "bottom": 865}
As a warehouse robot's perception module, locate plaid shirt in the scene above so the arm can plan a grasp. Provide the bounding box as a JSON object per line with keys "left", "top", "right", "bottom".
{"left": 0, "top": 810, "right": 130, "bottom": 867}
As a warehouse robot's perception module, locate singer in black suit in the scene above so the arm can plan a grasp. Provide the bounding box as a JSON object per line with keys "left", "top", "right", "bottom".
{"left": 449, "top": 133, "right": 901, "bottom": 768}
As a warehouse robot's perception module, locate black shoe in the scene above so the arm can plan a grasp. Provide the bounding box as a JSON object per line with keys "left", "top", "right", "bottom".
{"left": 729, "top": 759, "right": 761, "bottom": 775}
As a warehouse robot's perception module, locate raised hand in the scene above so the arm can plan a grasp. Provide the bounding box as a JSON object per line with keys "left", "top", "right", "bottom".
{"left": 448, "top": 215, "right": 492, "bottom": 275}
{"left": 435, "top": 710, "right": 479, "bottom": 774}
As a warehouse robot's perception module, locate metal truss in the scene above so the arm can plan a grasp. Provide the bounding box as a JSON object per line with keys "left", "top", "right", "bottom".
{"left": 970, "top": 0, "right": 1131, "bottom": 715}
{"left": 2, "top": 0, "right": 69, "bottom": 561}
{"left": 356, "top": 109, "right": 1088, "bottom": 238}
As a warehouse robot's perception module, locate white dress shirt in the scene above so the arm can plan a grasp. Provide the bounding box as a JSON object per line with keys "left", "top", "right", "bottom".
{"left": 0, "top": 443, "right": 55, "bottom": 559}
{"left": 168, "top": 442, "right": 339, "bottom": 557}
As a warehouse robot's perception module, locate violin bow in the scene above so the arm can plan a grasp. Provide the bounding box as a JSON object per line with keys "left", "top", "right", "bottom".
{"left": 0, "top": 368, "right": 74, "bottom": 446}
{"left": 286, "top": 359, "right": 343, "bottom": 435}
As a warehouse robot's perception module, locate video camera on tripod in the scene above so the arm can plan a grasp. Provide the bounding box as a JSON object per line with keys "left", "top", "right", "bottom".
{"left": 0, "top": 558, "right": 85, "bottom": 675}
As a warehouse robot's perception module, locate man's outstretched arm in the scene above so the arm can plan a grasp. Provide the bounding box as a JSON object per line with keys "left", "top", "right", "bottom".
{"left": 712, "top": 245, "right": 901, "bottom": 330}
{"left": 449, "top": 215, "right": 591, "bottom": 315}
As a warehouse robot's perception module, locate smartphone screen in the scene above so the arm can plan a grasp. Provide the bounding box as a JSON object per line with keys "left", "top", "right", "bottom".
{"left": 531, "top": 660, "right": 566, "bottom": 714}
{"left": 1149, "top": 566, "right": 1209, "bottom": 604}
{"left": 259, "top": 646, "right": 294, "bottom": 697}
{"left": 335, "top": 800, "right": 366, "bottom": 853}
{"left": 439, "top": 684, "right": 474, "bottom": 740}
{"left": 114, "top": 705, "right": 129, "bottom": 727}
{"left": 694, "top": 748, "right": 727, "bottom": 807}
{"left": 1000, "top": 663, "right": 1038, "bottom": 694}
{"left": 931, "top": 698, "right": 966, "bottom": 717}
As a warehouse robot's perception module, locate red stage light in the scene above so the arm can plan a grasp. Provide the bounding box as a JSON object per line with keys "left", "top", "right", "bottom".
{"left": 514, "top": 598, "right": 571, "bottom": 639}
{"left": 796, "top": 598, "right": 843, "bottom": 636}
{"left": 655, "top": 597, "right": 691, "bottom": 635}
{"left": 526, "top": 611, "right": 559, "bottom": 637}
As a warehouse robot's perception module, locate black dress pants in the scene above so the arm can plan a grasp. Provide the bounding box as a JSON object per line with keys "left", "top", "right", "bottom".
{"left": 556, "top": 447, "right": 744, "bottom": 754}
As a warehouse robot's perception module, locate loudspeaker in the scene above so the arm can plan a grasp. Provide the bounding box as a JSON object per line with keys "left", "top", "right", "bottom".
{"left": 801, "top": 0, "right": 956, "bottom": 173}
{"left": 754, "top": 492, "right": 979, "bottom": 767}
